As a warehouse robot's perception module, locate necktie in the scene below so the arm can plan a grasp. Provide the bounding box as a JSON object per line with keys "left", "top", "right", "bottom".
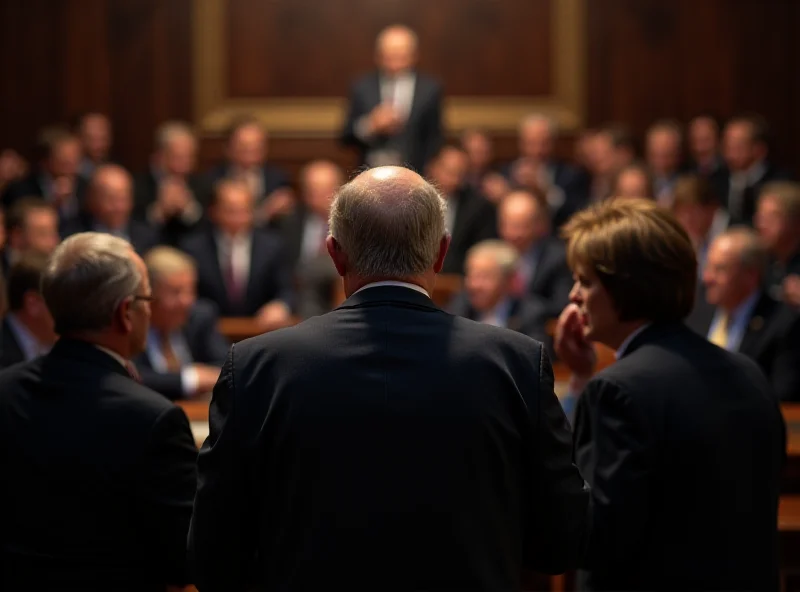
{"left": 224, "top": 241, "right": 243, "bottom": 304}
{"left": 160, "top": 332, "right": 181, "bottom": 372}
{"left": 709, "top": 313, "right": 731, "bottom": 349}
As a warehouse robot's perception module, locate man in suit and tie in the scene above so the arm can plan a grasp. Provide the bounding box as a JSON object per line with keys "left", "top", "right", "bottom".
{"left": 62, "top": 164, "right": 159, "bottom": 255}
{"left": 755, "top": 181, "right": 800, "bottom": 307}
{"left": 555, "top": 198, "right": 785, "bottom": 590}
{"left": 499, "top": 189, "right": 572, "bottom": 318}
{"left": 0, "top": 232, "right": 197, "bottom": 590}
{"left": 207, "top": 116, "right": 293, "bottom": 227}
{"left": 133, "top": 121, "right": 211, "bottom": 245}
{"left": 448, "top": 239, "right": 552, "bottom": 356}
{"left": 691, "top": 227, "right": 800, "bottom": 401}
{"left": 279, "top": 159, "right": 342, "bottom": 318}
{"left": 340, "top": 25, "right": 443, "bottom": 173}
{"left": 189, "top": 166, "right": 590, "bottom": 591}
{"left": 2, "top": 127, "right": 87, "bottom": 232}
{"left": 2, "top": 197, "right": 60, "bottom": 276}
{"left": 134, "top": 246, "right": 228, "bottom": 400}
{"left": 721, "top": 114, "right": 792, "bottom": 225}
{"left": 430, "top": 144, "right": 497, "bottom": 274}
{"left": 180, "top": 179, "right": 293, "bottom": 329}
{"left": 0, "top": 253, "right": 57, "bottom": 369}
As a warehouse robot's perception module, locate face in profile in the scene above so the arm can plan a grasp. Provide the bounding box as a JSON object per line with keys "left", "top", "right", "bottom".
{"left": 465, "top": 252, "right": 508, "bottom": 312}
{"left": 702, "top": 237, "right": 751, "bottom": 308}
{"left": 128, "top": 252, "right": 153, "bottom": 357}
{"left": 754, "top": 195, "right": 789, "bottom": 252}
{"left": 569, "top": 265, "right": 620, "bottom": 345}
{"left": 151, "top": 269, "right": 197, "bottom": 333}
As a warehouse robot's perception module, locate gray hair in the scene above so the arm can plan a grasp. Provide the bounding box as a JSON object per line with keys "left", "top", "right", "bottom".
{"left": 466, "top": 240, "right": 520, "bottom": 277}
{"left": 329, "top": 174, "right": 446, "bottom": 278}
{"left": 41, "top": 232, "right": 142, "bottom": 335}
{"left": 720, "top": 226, "right": 769, "bottom": 276}
{"left": 519, "top": 113, "right": 559, "bottom": 139}
{"left": 155, "top": 120, "right": 196, "bottom": 151}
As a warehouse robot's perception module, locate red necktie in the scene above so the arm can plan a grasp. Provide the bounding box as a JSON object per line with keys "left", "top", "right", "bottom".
{"left": 125, "top": 361, "right": 141, "bottom": 383}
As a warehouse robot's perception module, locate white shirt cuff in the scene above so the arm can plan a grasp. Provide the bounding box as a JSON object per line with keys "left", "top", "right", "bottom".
{"left": 181, "top": 366, "right": 199, "bottom": 397}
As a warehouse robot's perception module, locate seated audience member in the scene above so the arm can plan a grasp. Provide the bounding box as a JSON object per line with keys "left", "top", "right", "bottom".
{"left": 0, "top": 232, "right": 196, "bottom": 590}
{"left": 688, "top": 112, "right": 727, "bottom": 194}
{"left": 672, "top": 175, "right": 729, "bottom": 275}
{"left": 2, "top": 197, "right": 59, "bottom": 275}
{"left": 645, "top": 119, "right": 684, "bottom": 206}
{"left": 428, "top": 144, "right": 497, "bottom": 274}
{"left": 498, "top": 189, "right": 572, "bottom": 317}
{"left": 585, "top": 124, "right": 636, "bottom": 203}
{"left": 134, "top": 247, "right": 227, "bottom": 400}
{"left": 448, "top": 239, "right": 551, "bottom": 354}
{"left": 691, "top": 227, "right": 800, "bottom": 401}
{"left": 0, "top": 149, "right": 28, "bottom": 196}
{"left": 134, "top": 121, "right": 210, "bottom": 245}
{"left": 610, "top": 162, "right": 655, "bottom": 199}
{"left": 755, "top": 181, "right": 800, "bottom": 307}
{"left": 0, "top": 253, "right": 57, "bottom": 368}
{"left": 721, "top": 114, "right": 791, "bottom": 225}
{"left": 460, "top": 128, "right": 495, "bottom": 191}
{"left": 2, "top": 127, "right": 86, "bottom": 230}
{"left": 280, "top": 160, "right": 342, "bottom": 318}
{"left": 207, "top": 116, "right": 293, "bottom": 227}
{"left": 180, "top": 179, "right": 293, "bottom": 329}
{"left": 556, "top": 199, "right": 784, "bottom": 590}
{"left": 73, "top": 112, "right": 113, "bottom": 180}
{"left": 62, "top": 164, "right": 158, "bottom": 255}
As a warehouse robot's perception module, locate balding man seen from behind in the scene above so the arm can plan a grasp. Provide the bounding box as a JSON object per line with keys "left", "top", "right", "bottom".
{"left": 189, "top": 166, "right": 590, "bottom": 592}
{"left": 0, "top": 232, "right": 197, "bottom": 591}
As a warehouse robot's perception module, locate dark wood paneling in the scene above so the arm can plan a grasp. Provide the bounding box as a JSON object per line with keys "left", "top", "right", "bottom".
{"left": 227, "top": 0, "right": 551, "bottom": 98}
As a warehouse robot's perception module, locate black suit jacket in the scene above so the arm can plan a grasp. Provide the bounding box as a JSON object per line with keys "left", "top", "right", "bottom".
{"left": 687, "top": 292, "right": 800, "bottom": 401}
{"left": 0, "top": 317, "right": 25, "bottom": 369}
{"left": 60, "top": 212, "right": 160, "bottom": 255}
{"left": 340, "top": 71, "right": 443, "bottom": 173}
{"left": 1, "top": 172, "right": 88, "bottom": 232}
{"left": 441, "top": 185, "right": 498, "bottom": 274}
{"left": 132, "top": 171, "right": 212, "bottom": 246}
{"left": 0, "top": 338, "right": 197, "bottom": 591}
{"left": 574, "top": 323, "right": 785, "bottom": 591}
{"left": 180, "top": 228, "right": 293, "bottom": 316}
{"left": 133, "top": 299, "right": 230, "bottom": 400}
{"left": 189, "top": 286, "right": 590, "bottom": 591}
{"left": 206, "top": 162, "right": 289, "bottom": 202}
{"left": 525, "top": 236, "right": 573, "bottom": 318}
{"left": 717, "top": 162, "right": 792, "bottom": 225}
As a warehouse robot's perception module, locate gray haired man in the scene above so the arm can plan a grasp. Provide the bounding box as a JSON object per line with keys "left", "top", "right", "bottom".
{"left": 190, "top": 166, "right": 589, "bottom": 591}
{"left": 0, "top": 232, "right": 197, "bottom": 591}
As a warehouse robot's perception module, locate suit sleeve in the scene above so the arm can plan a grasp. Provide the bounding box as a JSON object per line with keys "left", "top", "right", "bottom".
{"left": 340, "top": 82, "right": 369, "bottom": 149}
{"left": 421, "top": 83, "right": 444, "bottom": 169}
{"left": 771, "top": 317, "right": 800, "bottom": 401}
{"left": 189, "top": 346, "right": 256, "bottom": 592}
{"left": 574, "top": 378, "right": 654, "bottom": 570}
{"left": 523, "top": 344, "right": 591, "bottom": 574}
{"left": 138, "top": 366, "right": 184, "bottom": 401}
{"left": 135, "top": 405, "right": 197, "bottom": 586}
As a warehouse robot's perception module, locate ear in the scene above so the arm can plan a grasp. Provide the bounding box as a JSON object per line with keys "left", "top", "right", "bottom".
{"left": 433, "top": 234, "right": 451, "bottom": 274}
{"left": 114, "top": 297, "right": 134, "bottom": 335}
{"left": 326, "top": 235, "right": 348, "bottom": 277}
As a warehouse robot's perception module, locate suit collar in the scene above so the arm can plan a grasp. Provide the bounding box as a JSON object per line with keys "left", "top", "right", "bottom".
{"left": 337, "top": 285, "right": 440, "bottom": 312}
{"left": 46, "top": 338, "right": 130, "bottom": 378}
{"left": 617, "top": 322, "right": 685, "bottom": 359}
{"left": 738, "top": 292, "right": 776, "bottom": 355}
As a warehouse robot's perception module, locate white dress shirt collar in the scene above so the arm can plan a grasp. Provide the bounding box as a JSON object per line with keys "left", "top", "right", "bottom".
{"left": 93, "top": 344, "right": 129, "bottom": 369}
{"left": 354, "top": 280, "right": 430, "bottom": 298}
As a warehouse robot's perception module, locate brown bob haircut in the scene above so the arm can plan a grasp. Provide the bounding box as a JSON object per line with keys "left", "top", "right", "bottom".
{"left": 562, "top": 198, "right": 697, "bottom": 323}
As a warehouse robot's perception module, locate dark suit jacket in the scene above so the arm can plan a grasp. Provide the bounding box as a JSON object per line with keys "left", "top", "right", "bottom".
{"left": 132, "top": 171, "right": 212, "bottom": 246}
{"left": 133, "top": 299, "right": 230, "bottom": 400}
{"left": 60, "top": 212, "right": 160, "bottom": 255}
{"left": 0, "top": 338, "right": 197, "bottom": 591}
{"left": 188, "top": 286, "right": 590, "bottom": 591}
{"left": 717, "top": 162, "right": 792, "bottom": 225}
{"left": 180, "top": 227, "right": 293, "bottom": 316}
{"left": 574, "top": 323, "right": 785, "bottom": 591}
{"left": 0, "top": 317, "right": 25, "bottom": 369}
{"left": 1, "top": 171, "right": 88, "bottom": 232}
{"left": 206, "top": 162, "right": 289, "bottom": 202}
{"left": 687, "top": 292, "right": 800, "bottom": 401}
{"left": 525, "top": 236, "right": 573, "bottom": 318}
{"left": 441, "top": 185, "right": 498, "bottom": 274}
{"left": 340, "top": 71, "right": 443, "bottom": 173}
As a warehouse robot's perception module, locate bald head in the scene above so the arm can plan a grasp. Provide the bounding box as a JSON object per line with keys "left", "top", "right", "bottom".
{"left": 328, "top": 166, "right": 447, "bottom": 282}
{"left": 89, "top": 164, "right": 133, "bottom": 230}
{"left": 376, "top": 25, "right": 418, "bottom": 76}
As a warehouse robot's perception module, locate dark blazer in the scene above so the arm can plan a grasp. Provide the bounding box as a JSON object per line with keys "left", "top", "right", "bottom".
{"left": 132, "top": 171, "right": 212, "bottom": 246}
{"left": 447, "top": 292, "right": 553, "bottom": 357}
{"left": 0, "top": 317, "right": 25, "bottom": 369}
{"left": 1, "top": 171, "right": 88, "bottom": 231}
{"left": 687, "top": 291, "right": 800, "bottom": 402}
{"left": 441, "top": 185, "right": 498, "bottom": 274}
{"left": 574, "top": 323, "right": 785, "bottom": 591}
{"left": 189, "top": 286, "right": 590, "bottom": 591}
{"left": 340, "top": 71, "right": 443, "bottom": 173}
{"left": 0, "top": 338, "right": 197, "bottom": 591}
{"left": 717, "top": 162, "right": 792, "bottom": 225}
{"left": 60, "top": 212, "right": 160, "bottom": 255}
{"left": 133, "top": 299, "right": 230, "bottom": 400}
{"left": 524, "top": 236, "right": 573, "bottom": 318}
{"left": 206, "top": 163, "right": 289, "bottom": 202}
{"left": 180, "top": 227, "right": 293, "bottom": 316}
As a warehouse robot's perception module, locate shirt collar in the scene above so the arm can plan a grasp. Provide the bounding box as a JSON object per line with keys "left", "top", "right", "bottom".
{"left": 354, "top": 280, "right": 430, "bottom": 298}
{"left": 615, "top": 323, "right": 652, "bottom": 360}
{"left": 93, "top": 344, "right": 129, "bottom": 369}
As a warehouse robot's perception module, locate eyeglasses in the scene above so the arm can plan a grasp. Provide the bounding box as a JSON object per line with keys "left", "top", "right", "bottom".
{"left": 131, "top": 294, "right": 156, "bottom": 304}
